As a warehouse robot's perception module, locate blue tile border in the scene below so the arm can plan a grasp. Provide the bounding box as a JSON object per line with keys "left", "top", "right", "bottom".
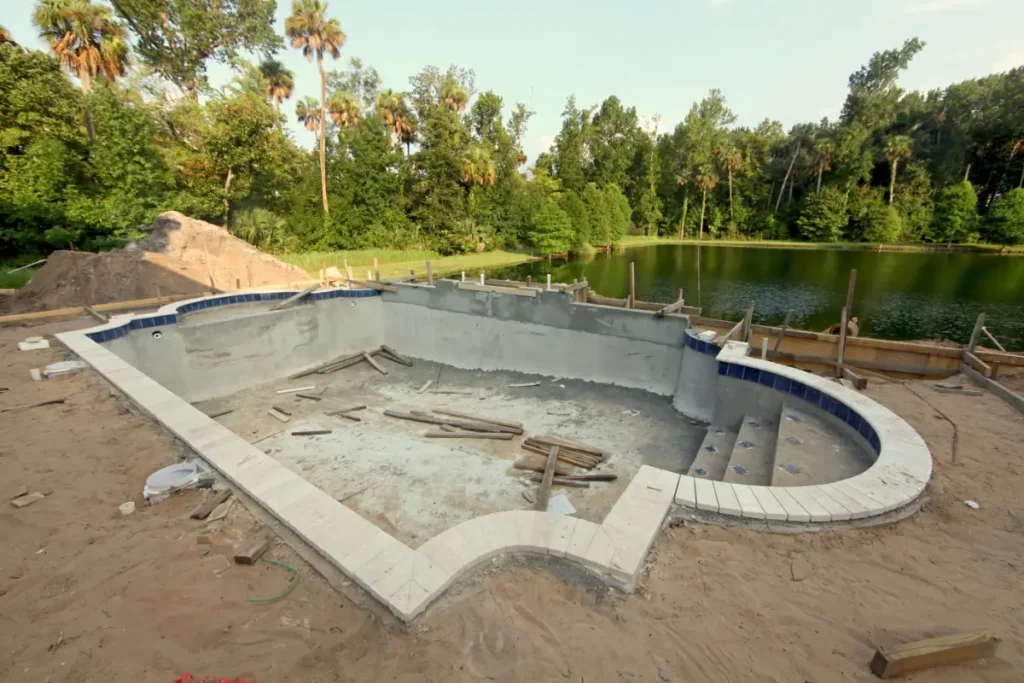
{"left": 85, "top": 288, "right": 380, "bottom": 345}
{"left": 717, "top": 360, "right": 880, "bottom": 454}
{"left": 685, "top": 328, "right": 719, "bottom": 357}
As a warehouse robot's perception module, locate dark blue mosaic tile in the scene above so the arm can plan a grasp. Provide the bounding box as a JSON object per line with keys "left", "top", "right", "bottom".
{"left": 805, "top": 387, "right": 821, "bottom": 406}
{"left": 717, "top": 362, "right": 728, "bottom": 376}
{"left": 775, "top": 376, "right": 792, "bottom": 393}
{"left": 742, "top": 366, "right": 760, "bottom": 383}
{"left": 848, "top": 411, "right": 862, "bottom": 432}
{"left": 836, "top": 403, "right": 850, "bottom": 422}
{"left": 858, "top": 420, "right": 872, "bottom": 441}
{"left": 791, "top": 382, "right": 807, "bottom": 399}
{"left": 726, "top": 363, "right": 743, "bottom": 379}
{"left": 142, "top": 317, "right": 155, "bottom": 328}
{"left": 758, "top": 371, "right": 775, "bottom": 387}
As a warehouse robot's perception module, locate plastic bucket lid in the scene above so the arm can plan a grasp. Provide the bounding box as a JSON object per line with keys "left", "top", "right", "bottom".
{"left": 145, "top": 462, "right": 199, "bottom": 493}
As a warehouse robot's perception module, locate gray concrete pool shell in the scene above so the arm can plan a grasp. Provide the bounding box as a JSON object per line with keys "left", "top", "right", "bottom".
{"left": 57, "top": 280, "right": 933, "bottom": 622}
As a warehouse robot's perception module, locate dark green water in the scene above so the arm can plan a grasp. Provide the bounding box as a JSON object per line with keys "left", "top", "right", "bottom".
{"left": 489, "top": 245, "right": 1024, "bottom": 351}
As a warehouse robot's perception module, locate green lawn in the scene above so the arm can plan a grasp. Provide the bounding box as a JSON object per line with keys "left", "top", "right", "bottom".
{"left": 0, "top": 266, "right": 38, "bottom": 289}
{"left": 280, "top": 249, "right": 539, "bottom": 280}
{"left": 616, "top": 235, "right": 1023, "bottom": 253}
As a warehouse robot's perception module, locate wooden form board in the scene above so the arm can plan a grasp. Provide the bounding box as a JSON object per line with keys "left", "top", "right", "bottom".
{"left": 870, "top": 632, "right": 1000, "bottom": 678}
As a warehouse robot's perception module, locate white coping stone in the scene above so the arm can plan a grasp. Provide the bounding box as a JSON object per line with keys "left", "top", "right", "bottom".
{"left": 749, "top": 486, "right": 788, "bottom": 521}
{"left": 711, "top": 481, "right": 742, "bottom": 516}
{"left": 730, "top": 484, "right": 766, "bottom": 519}
{"left": 674, "top": 475, "right": 698, "bottom": 508}
{"left": 544, "top": 515, "right": 579, "bottom": 558}
{"left": 694, "top": 477, "right": 718, "bottom": 512}
{"left": 767, "top": 487, "right": 811, "bottom": 523}
{"left": 783, "top": 486, "right": 833, "bottom": 522}
{"left": 803, "top": 485, "right": 854, "bottom": 522}
{"left": 816, "top": 483, "right": 874, "bottom": 519}
{"left": 416, "top": 525, "right": 484, "bottom": 579}
{"left": 565, "top": 519, "right": 601, "bottom": 565}
{"left": 628, "top": 465, "right": 681, "bottom": 502}
{"left": 831, "top": 478, "right": 892, "bottom": 516}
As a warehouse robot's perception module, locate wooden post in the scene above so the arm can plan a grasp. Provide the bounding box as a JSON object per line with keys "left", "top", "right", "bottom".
{"left": 761, "top": 337, "right": 767, "bottom": 359}
{"left": 547, "top": 274, "right": 552, "bottom": 291}
{"left": 236, "top": 277, "right": 240, "bottom": 290}
{"left": 479, "top": 272, "right": 485, "bottom": 285}
{"left": 836, "top": 306, "right": 848, "bottom": 377}
{"left": 373, "top": 257, "right": 380, "bottom": 282}
{"left": 426, "top": 260, "right": 433, "bottom": 286}
{"left": 773, "top": 310, "right": 793, "bottom": 353}
{"left": 696, "top": 245, "right": 702, "bottom": 308}
{"left": 967, "top": 313, "right": 985, "bottom": 353}
{"left": 844, "top": 269, "right": 857, "bottom": 319}
{"left": 677, "top": 288, "right": 683, "bottom": 302}
{"left": 321, "top": 258, "right": 327, "bottom": 286}
{"left": 982, "top": 325, "right": 1005, "bottom": 352}
{"left": 535, "top": 446, "right": 560, "bottom": 512}
{"left": 628, "top": 262, "right": 636, "bottom": 309}
{"left": 742, "top": 301, "right": 754, "bottom": 342}
{"left": 526, "top": 275, "right": 532, "bottom": 287}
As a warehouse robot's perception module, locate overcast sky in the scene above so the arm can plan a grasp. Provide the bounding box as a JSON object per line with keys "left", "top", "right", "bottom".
{"left": 7, "top": 0, "right": 1022, "bottom": 162}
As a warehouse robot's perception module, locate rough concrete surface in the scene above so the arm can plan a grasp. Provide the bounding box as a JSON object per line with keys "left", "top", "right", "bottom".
{"left": 206, "top": 358, "right": 705, "bottom": 546}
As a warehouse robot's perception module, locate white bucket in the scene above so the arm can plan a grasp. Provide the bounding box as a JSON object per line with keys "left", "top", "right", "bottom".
{"left": 119, "top": 501, "right": 135, "bottom": 516}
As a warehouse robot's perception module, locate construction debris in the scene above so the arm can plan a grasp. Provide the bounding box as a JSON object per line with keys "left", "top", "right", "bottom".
{"left": 267, "top": 408, "right": 291, "bottom": 423}
{"left": 424, "top": 431, "right": 514, "bottom": 440}
{"left": 276, "top": 385, "right": 315, "bottom": 394}
{"left": 11, "top": 492, "right": 46, "bottom": 508}
{"left": 0, "top": 398, "right": 65, "bottom": 413}
{"left": 385, "top": 409, "right": 513, "bottom": 433}
{"left": 534, "top": 446, "right": 560, "bottom": 511}
{"left": 43, "top": 360, "right": 87, "bottom": 377}
{"left": 295, "top": 393, "right": 322, "bottom": 402}
{"left": 418, "top": 380, "right": 433, "bottom": 394}
{"left": 933, "top": 382, "right": 983, "bottom": 396}
{"left": 18, "top": 337, "right": 49, "bottom": 351}
{"left": 379, "top": 345, "right": 413, "bottom": 366}
{"left": 271, "top": 405, "right": 292, "bottom": 416}
{"left": 234, "top": 538, "right": 270, "bottom": 565}
{"left": 870, "top": 631, "right": 1000, "bottom": 678}
{"left": 268, "top": 284, "right": 319, "bottom": 312}
{"left": 291, "top": 429, "right": 332, "bottom": 436}
{"left": 363, "top": 351, "right": 388, "bottom": 375}
{"left": 508, "top": 381, "right": 541, "bottom": 388}
{"left": 528, "top": 473, "right": 590, "bottom": 489}
{"left": 190, "top": 489, "right": 232, "bottom": 520}
{"left": 431, "top": 409, "right": 523, "bottom": 433}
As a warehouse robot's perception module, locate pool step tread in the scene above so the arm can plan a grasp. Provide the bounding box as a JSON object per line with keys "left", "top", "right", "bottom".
{"left": 687, "top": 426, "right": 737, "bottom": 481}
{"left": 722, "top": 415, "right": 776, "bottom": 486}
{"left": 772, "top": 403, "right": 866, "bottom": 486}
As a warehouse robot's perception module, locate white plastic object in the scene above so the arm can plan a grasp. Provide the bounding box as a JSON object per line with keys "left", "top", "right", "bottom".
{"left": 119, "top": 501, "right": 135, "bottom": 516}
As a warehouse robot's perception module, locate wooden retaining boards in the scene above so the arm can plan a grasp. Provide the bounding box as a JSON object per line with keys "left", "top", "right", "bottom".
{"left": 870, "top": 632, "right": 1000, "bottom": 678}
{"left": 586, "top": 293, "right": 701, "bottom": 316}
{"left": 0, "top": 294, "right": 192, "bottom": 324}
{"left": 961, "top": 364, "right": 1024, "bottom": 415}
{"left": 269, "top": 284, "right": 319, "bottom": 312}
{"left": 763, "top": 349, "right": 958, "bottom": 377}
{"left": 431, "top": 409, "right": 523, "bottom": 433}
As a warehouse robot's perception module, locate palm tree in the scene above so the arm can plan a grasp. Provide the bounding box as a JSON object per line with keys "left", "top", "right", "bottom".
{"left": 33, "top": 0, "right": 128, "bottom": 141}
{"left": 883, "top": 134, "right": 912, "bottom": 205}
{"left": 696, "top": 173, "right": 718, "bottom": 240}
{"left": 675, "top": 175, "right": 688, "bottom": 239}
{"left": 716, "top": 146, "right": 743, "bottom": 225}
{"left": 285, "top": 0, "right": 345, "bottom": 214}
{"left": 440, "top": 76, "right": 468, "bottom": 112}
{"left": 296, "top": 97, "right": 322, "bottom": 132}
{"left": 0, "top": 25, "right": 17, "bottom": 46}
{"left": 259, "top": 59, "right": 295, "bottom": 112}
{"left": 1010, "top": 139, "right": 1024, "bottom": 189}
{"left": 461, "top": 145, "right": 496, "bottom": 186}
{"left": 811, "top": 139, "right": 834, "bottom": 195}
{"left": 376, "top": 88, "right": 416, "bottom": 154}
{"left": 327, "top": 90, "right": 360, "bottom": 128}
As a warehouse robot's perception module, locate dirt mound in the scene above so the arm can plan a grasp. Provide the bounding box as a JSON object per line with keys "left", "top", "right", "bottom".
{"left": 1, "top": 212, "right": 310, "bottom": 314}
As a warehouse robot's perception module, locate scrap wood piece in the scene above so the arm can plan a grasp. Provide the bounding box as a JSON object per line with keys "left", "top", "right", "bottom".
{"left": 290, "top": 350, "right": 364, "bottom": 379}
{"left": 840, "top": 366, "right": 868, "bottom": 390}
{"left": 932, "top": 382, "right": 982, "bottom": 396}
{"left": 350, "top": 279, "right": 398, "bottom": 293}
{"left": 418, "top": 380, "right": 433, "bottom": 394}
{"left": 234, "top": 538, "right": 271, "bottom": 565}
{"left": 554, "top": 472, "right": 618, "bottom": 482}
{"left": 271, "top": 405, "right": 292, "bottom": 416}
{"left": 384, "top": 410, "right": 508, "bottom": 433}
{"left": 268, "top": 284, "right": 319, "bottom": 312}
{"left": 655, "top": 299, "right": 689, "bottom": 318}
{"left": 206, "top": 408, "right": 234, "bottom": 419}
{"left": 870, "top": 632, "right": 1000, "bottom": 679}
{"left": 295, "top": 393, "right": 322, "bottom": 402}
{"left": 362, "top": 351, "right": 388, "bottom": 375}
{"left": 534, "top": 446, "right": 560, "bottom": 511}
{"left": 513, "top": 460, "right": 570, "bottom": 477}
{"left": 379, "top": 345, "right": 413, "bottom": 366}
{"left": 432, "top": 409, "right": 524, "bottom": 433}
{"left": 0, "top": 398, "right": 65, "bottom": 413}
{"left": 267, "top": 409, "right": 291, "bottom": 423}
{"left": 440, "top": 424, "right": 457, "bottom": 432}
{"left": 508, "top": 382, "right": 541, "bottom": 388}
{"left": 319, "top": 355, "right": 367, "bottom": 374}
{"left": 291, "top": 429, "right": 332, "bottom": 436}
{"left": 424, "top": 431, "right": 514, "bottom": 440}
{"left": 11, "top": 492, "right": 46, "bottom": 508}
{"left": 521, "top": 442, "right": 598, "bottom": 468}
{"left": 276, "top": 385, "right": 315, "bottom": 394}
{"left": 532, "top": 434, "right": 605, "bottom": 458}
{"left": 190, "top": 489, "right": 231, "bottom": 520}
{"left": 83, "top": 306, "right": 107, "bottom": 323}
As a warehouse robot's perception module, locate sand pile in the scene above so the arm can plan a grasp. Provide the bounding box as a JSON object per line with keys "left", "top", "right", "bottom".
{"left": 1, "top": 212, "right": 310, "bottom": 313}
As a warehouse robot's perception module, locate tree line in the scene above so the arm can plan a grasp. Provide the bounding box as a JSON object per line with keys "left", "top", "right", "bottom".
{"left": 2, "top": 2, "right": 1023, "bottom": 263}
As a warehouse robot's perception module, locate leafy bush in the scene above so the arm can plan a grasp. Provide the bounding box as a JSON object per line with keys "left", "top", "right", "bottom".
{"left": 931, "top": 181, "right": 978, "bottom": 243}
{"left": 529, "top": 197, "right": 574, "bottom": 255}
{"left": 983, "top": 188, "right": 1024, "bottom": 245}
{"left": 796, "top": 187, "right": 849, "bottom": 242}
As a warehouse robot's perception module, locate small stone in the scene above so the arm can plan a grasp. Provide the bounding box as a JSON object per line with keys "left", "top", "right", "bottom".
{"left": 522, "top": 491, "right": 535, "bottom": 504}
{"left": 791, "top": 558, "right": 812, "bottom": 581}
{"left": 11, "top": 492, "right": 45, "bottom": 508}
{"left": 658, "top": 666, "right": 672, "bottom": 681}
{"left": 620, "top": 673, "right": 634, "bottom": 683}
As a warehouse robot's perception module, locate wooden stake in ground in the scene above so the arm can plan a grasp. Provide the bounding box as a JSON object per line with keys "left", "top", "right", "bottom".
{"left": 234, "top": 539, "right": 270, "bottom": 565}
{"left": 845, "top": 268, "right": 857, "bottom": 321}
{"left": 362, "top": 352, "right": 388, "bottom": 375}
{"left": 426, "top": 260, "right": 433, "bottom": 285}
{"left": 836, "top": 305, "right": 849, "bottom": 378}
{"left": 373, "top": 257, "right": 380, "bottom": 282}
{"left": 534, "top": 446, "right": 560, "bottom": 512}
{"left": 869, "top": 632, "right": 1000, "bottom": 679}
{"left": 84, "top": 306, "right": 107, "bottom": 323}
{"left": 628, "top": 262, "right": 636, "bottom": 309}
{"left": 773, "top": 310, "right": 793, "bottom": 353}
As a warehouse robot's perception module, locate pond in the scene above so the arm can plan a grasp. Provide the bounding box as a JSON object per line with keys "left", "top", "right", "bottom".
{"left": 488, "top": 245, "right": 1024, "bottom": 352}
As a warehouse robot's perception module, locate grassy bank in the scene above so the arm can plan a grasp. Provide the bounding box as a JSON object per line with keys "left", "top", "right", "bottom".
{"left": 280, "top": 249, "right": 539, "bottom": 280}
{"left": 616, "top": 235, "right": 1024, "bottom": 254}
{"left": 0, "top": 266, "right": 38, "bottom": 290}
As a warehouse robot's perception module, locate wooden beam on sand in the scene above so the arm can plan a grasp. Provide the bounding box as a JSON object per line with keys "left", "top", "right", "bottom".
{"left": 268, "top": 284, "right": 319, "bottom": 312}
{"left": 424, "top": 431, "right": 514, "bottom": 440}
{"left": 431, "top": 409, "right": 523, "bottom": 433}
{"left": 655, "top": 299, "right": 690, "bottom": 318}
{"left": 960, "top": 363, "right": 1024, "bottom": 415}
{"left": 870, "top": 632, "right": 1000, "bottom": 679}
{"left": 0, "top": 294, "right": 190, "bottom": 325}
{"left": 362, "top": 351, "right": 388, "bottom": 375}
{"left": 535, "top": 446, "right": 560, "bottom": 511}
{"left": 84, "top": 306, "right": 107, "bottom": 323}
{"left": 6, "top": 258, "right": 47, "bottom": 274}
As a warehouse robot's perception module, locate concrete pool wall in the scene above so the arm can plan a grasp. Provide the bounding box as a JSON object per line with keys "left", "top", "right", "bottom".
{"left": 58, "top": 280, "right": 933, "bottom": 622}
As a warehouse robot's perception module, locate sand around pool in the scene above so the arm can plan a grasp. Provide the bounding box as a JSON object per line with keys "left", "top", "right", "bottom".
{"left": 1, "top": 317, "right": 1022, "bottom": 682}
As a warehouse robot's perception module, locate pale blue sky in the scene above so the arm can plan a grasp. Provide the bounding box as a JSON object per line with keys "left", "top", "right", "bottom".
{"left": 6, "top": 0, "right": 1022, "bottom": 161}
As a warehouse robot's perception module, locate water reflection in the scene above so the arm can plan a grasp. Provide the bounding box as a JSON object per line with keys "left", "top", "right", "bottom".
{"left": 488, "top": 245, "right": 1024, "bottom": 351}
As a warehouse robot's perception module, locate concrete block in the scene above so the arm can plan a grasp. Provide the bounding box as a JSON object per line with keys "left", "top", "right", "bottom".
{"left": 711, "top": 481, "right": 742, "bottom": 516}
{"left": 416, "top": 526, "right": 484, "bottom": 579}
{"left": 783, "top": 486, "right": 832, "bottom": 522}
{"left": 674, "top": 475, "right": 697, "bottom": 508}
{"left": 731, "top": 484, "right": 766, "bottom": 519}
{"left": 804, "top": 485, "right": 853, "bottom": 521}
{"left": 352, "top": 542, "right": 414, "bottom": 602}
{"left": 831, "top": 479, "right": 889, "bottom": 517}
{"left": 748, "top": 486, "right": 788, "bottom": 521}
{"left": 768, "top": 487, "right": 811, "bottom": 523}
{"left": 816, "top": 483, "right": 874, "bottom": 519}
{"left": 485, "top": 510, "right": 525, "bottom": 551}
{"left": 694, "top": 477, "right": 718, "bottom": 512}
{"left": 370, "top": 552, "right": 450, "bottom": 607}
{"left": 544, "top": 515, "right": 579, "bottom": 558}
{"left": 579, "top": 526, "right": 620, "bottom": 576}
{"left": 565, "top": 520, "right": 600, "bottom": 564}
{"left": 628, "top": 465, "right": 680, "bottom": 502}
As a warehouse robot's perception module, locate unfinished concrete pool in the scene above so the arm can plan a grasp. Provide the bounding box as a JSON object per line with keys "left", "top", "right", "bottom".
{"left": 57, "top": 278, "right": 933, "bottom": 622}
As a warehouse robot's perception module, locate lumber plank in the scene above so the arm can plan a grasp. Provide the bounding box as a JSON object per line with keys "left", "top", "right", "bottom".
{"left": 432, "top": 408, "right": 523, "bottom": 432}
{"left": 349, "top": 279, "right": 398, "bottom": 293}
{"left": 424, "top": 431, "right": 514, "bottom": 439}
{"left": 384, "top": 410, "right": 507, "bottom": 433}
{"left": 379, "top": 344, "right": 413, "bottom": 366}
{"left": 84, "top": 306, "right": 108, "bottom": 323}
{"left": 0, "top": 398, "right": 65, "bottom": 413}
{"left": 267, "top": 409, "right": 290, "bottom": 423}
{"left": 513, "top": 460, "right": 570, "bottom": 476}
{"left": 961, "top": 364, "right": 1024, "bottom": 415}
{"left": 535, "top": 446, "right": 560, "bottom": 511}
{"left": 289, "top": 350, "right": 364, "bottom": 379}
{"left": 295, "top": 393, "right": 322, "bottom": 402}
{"left": 655, "top": 299, "right": 690, "bottom": 318}
{"left": 234, "top": 539, "right": 270, "bottom": 565}
{"left": 840, "top": 366, "right": 868, "bottom": 390}
{"left": 190, "top": 490, "right": 231, "bottom": 520}
{"left": 764, "top": 350, "right": 958, "bottom": 377}
{"left": 362, "top": 351, "right": 388, "bottom": 375}
{"left": 529, "top": 473, "right": 590, "bottom": 488}
{"left": 268, "top": 284, "right": 319, "bottom": 312}
{"left": 531, "top": 434, "right": 606, "bottom": 458}
{"left": 291, "top": 430, "right": 332, "bottom": 436}
{"left": 869, "top": 632, "right": 1000, "bottom": 678}
{"left": 963, "top": 351, "right": 991, "bottom": 375}
{"left": 418, "top": 379, "right": 433, "bottom": 393}
{"left": 0, "top": 295, "right": 187, "bottom": 325}
{"left": 319, "top": 355, "right": 368, "bottom": 374}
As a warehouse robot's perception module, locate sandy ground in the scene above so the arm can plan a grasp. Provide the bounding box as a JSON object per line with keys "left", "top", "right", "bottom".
{"left": 2, "top": 317, "right": 1023, "bottom": 682}
{"left": 203, "top": 360, "right": 705, "bottom": 546}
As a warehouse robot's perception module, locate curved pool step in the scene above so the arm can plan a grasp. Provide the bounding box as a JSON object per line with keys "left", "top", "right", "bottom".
{"left": 771, "top": 402, "right": 871, "bottom": 486}
{"left": 686, "top": 426, "right": 737, "bottom": 480}
{"left": 722, "top": 415, "right": 776, "bottom": 486}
